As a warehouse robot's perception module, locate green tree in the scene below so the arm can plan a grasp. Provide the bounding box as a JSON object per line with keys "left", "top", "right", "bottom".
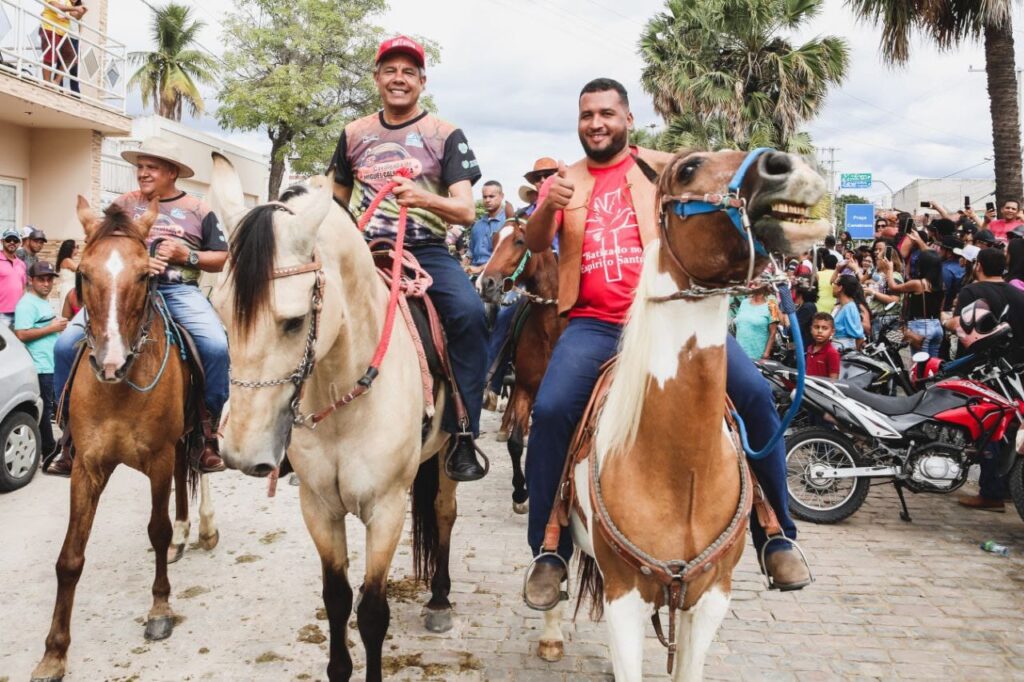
{"left": 832, "top": 193, "right": 870, "bottom": 231}
{"left": 846, "top": 0, "right": 1021, "bottom": 207}
{"left": 128, "top": 3, "right": 218, "bottom": 121}
{"left": 217, "top": 0, "right": 438, "bottom": 199}
{"left": 639, "top": 0, "right": 849, "bottom": 152}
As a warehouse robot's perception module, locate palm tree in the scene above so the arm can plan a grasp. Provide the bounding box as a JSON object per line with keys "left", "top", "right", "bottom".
{"left": 639, "top": 0, "right": 849, "bottom": 151}
{"left": 129, "top": 3, "right": 218, "bottom": 121}
{"left": 845, "top": 0, "right": 1021, "bottom": 207}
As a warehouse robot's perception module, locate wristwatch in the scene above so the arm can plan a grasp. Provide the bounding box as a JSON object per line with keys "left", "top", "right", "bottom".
{"left": 186, "top": 249, "right": 199, "bottom": 266}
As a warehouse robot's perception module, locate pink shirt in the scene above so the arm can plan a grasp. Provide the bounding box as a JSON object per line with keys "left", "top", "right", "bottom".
{"left": 0, "top": 253, "right": 27, "bottom": 314}
{"left": 988, "top": 218, "right": 1024, "bottom": 242}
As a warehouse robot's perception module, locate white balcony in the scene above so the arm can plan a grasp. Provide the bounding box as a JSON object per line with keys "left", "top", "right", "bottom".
{"left": 0, "top": 0, "right": 129, "bottom": 132}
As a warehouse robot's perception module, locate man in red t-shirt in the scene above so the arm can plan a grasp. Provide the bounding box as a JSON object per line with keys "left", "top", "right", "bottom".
{"left": 987, "top": 199, "right": 1023, "bottom": 242}
{"left": 521, "top": 79, "right": 810, "bottom": 609}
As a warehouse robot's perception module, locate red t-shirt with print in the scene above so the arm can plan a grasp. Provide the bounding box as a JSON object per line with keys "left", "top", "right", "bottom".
{"left": 537, "top": 153, "right": 645, "bottom": 324}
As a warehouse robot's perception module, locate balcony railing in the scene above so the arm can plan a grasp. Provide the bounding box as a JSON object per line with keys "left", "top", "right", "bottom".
{"left": 0, "top": 0, "right": 126, "bottom": 114}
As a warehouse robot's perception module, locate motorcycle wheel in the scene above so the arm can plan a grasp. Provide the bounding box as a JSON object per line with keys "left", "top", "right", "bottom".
{"left": 1009, "top": 457, "right": 1024, "bottom": 523}
{"left": 785, "top": 428, "right": 871, "bottom": 524}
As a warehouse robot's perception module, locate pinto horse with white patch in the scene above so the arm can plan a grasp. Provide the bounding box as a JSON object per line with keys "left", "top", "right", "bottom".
{"left": 31, "top": 199, "right": 218, "bottom": 682}
{"left": 531, "top": 148, "right": 828, "bottom": 681}
{"left": 477, "top": 218, "right": 564, "bottom": 513}
{"left": 208, "top": 156, "right": 459, "bottom": 682}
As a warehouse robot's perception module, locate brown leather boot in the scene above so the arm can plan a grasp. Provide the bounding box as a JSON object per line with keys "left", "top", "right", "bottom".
{"left": 46, "top": 454, "right": 72, "bottom": 477}
{"left": 764, "top": 548, "right": 811, "bottom": 591}
{"left": 958, "top": 494, "right": 1006, "bottom": 512}
{"left": 198, "top": 438, "right": 225, "bottom": 473}
{"left": 524, "top": 560, "right": 567, "bottom": 611}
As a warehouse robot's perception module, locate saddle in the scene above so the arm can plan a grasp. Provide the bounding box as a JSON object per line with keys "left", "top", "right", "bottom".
{"left": 48, "top": 300, "right": 213, "bottom": 472}
{"left": 368, "top": 238, "right": 471, "bottom": 430}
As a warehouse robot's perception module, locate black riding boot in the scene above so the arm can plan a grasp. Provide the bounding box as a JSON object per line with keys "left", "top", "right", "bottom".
{"left": 445, "top": 435, "right": 486, "bottom": 482}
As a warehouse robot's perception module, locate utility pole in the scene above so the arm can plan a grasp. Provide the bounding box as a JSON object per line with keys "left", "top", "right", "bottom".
{"left": 816, "top": 146, "right": 840, "bottom": 234}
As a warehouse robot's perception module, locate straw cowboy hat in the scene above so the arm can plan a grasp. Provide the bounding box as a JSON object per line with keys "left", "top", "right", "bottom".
{"left": 121, "top": 137, "right": 196, "bottom": 179}
{"left": 518, "top": 184, "right": 539, "bottom": 203}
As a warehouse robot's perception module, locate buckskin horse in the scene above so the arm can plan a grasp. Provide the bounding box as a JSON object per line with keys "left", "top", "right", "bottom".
{"left": 31, "top": 198, "right": 219, "bottom": 682}
{"left": 532, "top": 149, "right": 828, "bottom": 681}
{"left": 208, "top": 156, "right": 458, "bottom": 682}
{"left": 477, "top": 217, "right": 564, "bottom": 514}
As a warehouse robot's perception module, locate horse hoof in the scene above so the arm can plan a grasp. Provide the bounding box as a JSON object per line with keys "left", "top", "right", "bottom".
{"left": 537, "top": 639, "right": 564, "bottom": 662}
{"left": 144, "top": 615, "right": 175, "bottom": 641}
{"left": 167, "top": 544, "right": 185, "bottom": 564}
{"left": 424, "top": 608, "right": 453, "bottom": 633}
{"left": 513, "top": 500, "right": 529, "bottom": 514}
{"left": 199, "top": 529, "right": 220, "bottom": 551}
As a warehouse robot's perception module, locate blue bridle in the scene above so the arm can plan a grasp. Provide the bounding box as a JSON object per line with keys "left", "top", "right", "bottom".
{"left": 660, "top": 147, "right": 774, "bottom": 260}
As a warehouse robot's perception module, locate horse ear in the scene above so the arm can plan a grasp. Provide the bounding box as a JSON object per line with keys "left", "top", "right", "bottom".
{"left": 135, "top": 199, "right": 159, "bottom": 237}
{"left": 77, "top": 195, "right": 99, "bottom": 239}
{"left": 209, "top": 152, "right": 247, "bottom": 240}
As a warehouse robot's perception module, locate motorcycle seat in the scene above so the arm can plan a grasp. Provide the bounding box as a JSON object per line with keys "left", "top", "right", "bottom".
{"left": 836, "top": 383, "right": 926, "bottom": 415}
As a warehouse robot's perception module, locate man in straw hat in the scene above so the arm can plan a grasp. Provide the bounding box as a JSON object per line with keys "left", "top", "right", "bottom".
{"left": 50, "top": 136, "right": 229, "bottom": 476}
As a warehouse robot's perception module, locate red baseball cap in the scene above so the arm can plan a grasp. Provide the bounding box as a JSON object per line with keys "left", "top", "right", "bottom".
{"left": 375, "top": 35, "right": 425, "bottom": 67}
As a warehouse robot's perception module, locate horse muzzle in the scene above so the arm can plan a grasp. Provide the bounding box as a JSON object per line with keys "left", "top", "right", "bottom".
{"left": 478, "top": 275, "right": 505, "bottom": 304}
{"left": 88, "top": 350, "right": 135, "bottom": 383}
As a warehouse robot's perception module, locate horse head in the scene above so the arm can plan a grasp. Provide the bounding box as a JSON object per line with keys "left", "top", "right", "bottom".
{"left": 477, "top": 218, "right": 532, "bottom": 304}
{"left": 657, "top": 148, "right": 829, "bottom": 287}
{"left": 209, "top": 154, "right": 344, "bottom": 476}
{"left": 75, "top": 195, "right": 158, "bottom": 382}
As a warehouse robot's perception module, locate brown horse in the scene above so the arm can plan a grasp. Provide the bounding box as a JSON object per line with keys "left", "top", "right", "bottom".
{"left": 538, "top": 149, "right": 828, "bottom": 681}
{"left": 31, "top": 198, "right": 219, "bottom": 682}
{"left": 478, "top": 218, "right": 564, "bottom": 513}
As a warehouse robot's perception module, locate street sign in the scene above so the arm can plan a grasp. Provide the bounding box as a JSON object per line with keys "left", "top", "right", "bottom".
{"left": 845, "top": 204, "right": 875, "bottom": 239}
{"left": 840, "top": 173, "right": 872, "bottom": 189}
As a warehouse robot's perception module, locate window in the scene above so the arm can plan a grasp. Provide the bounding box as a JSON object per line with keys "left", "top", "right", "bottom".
{"left": 0, "top": 177, "right": 24, "bottom": 234}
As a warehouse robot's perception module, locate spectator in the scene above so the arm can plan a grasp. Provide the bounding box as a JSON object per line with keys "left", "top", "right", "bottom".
{"left": 516, "top": 157, "right": 558, "bottom": 219}
{"left": 939, "top": 236, "right": 965, "bottom": 312}
{"left": 832, "top": 274, "right": 868, "bottom": 350}
{"left": 55, "top": 239, "right": 78, "bottom": 306}
{"left": 824, "top": 234, "right": 842, "bottom": 264}
{"left": 65, "top": 0, "right": 87, "bottom": 95}
{"left": 16, "top": 228, "right": 47, "bottom": 269}
{"left": 1007, "top": 238, "right": 1024, "bottom": 291}
{"left": 794, "top": 249, "right": 814, "bottom": 278}
{"left": 986, "top": 199, "right": 1023, "bottom": 243}
{"left": 733, "top": 289, "right": 780, "bottom": 360}
{"left": 465, "top": 180, "right": 507, "bottom": 274}
{"left": 13, "top": 262, "right": 68, "bottom": 460}
{"left": 1, "top": 229, "right": 27, "bottom": 327}
{"left": 61, "top": 280, "right": 81, "bottom": 319}
{"left": 883, "top": 249, "right": 945, "bottom": 357}
{"left": 805, "top": 313, "right": 840, "bottom": 380}
{"left": 975, "top": 228, "right": 1000, "bottom": 250}
{"left": 39, "top": 1, "right": 77, "bottom": 85}
{"left": 793, "top": 279, "right": 818, "bottom": 344}
{"left": 815, "top": 252, "right": 838, "bottom": 314}
{"left": 867, "top": 247, "right": 904, "bottom": 338}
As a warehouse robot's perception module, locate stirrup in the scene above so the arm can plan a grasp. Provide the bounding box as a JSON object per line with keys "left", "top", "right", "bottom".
{"left": 757, "top": 534, "right": 813, "bottom": 591}
{"left": 442, "top": 437, "right": 491, "bottom": 480}
{"left": 522, "top": 551, "right": 570, "bottom": 611}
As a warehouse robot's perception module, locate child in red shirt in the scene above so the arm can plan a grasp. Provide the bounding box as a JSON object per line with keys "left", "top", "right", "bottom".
{"left": 805, "top": 312, "right": 841, "bottom": 380}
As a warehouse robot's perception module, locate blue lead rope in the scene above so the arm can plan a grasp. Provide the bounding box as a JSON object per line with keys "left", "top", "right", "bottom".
{"left": 731, "top": 281, "right": 806, "bottom": 459}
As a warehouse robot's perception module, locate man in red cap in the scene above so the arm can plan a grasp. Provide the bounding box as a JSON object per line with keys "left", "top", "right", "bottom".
{"left": 330, "top": 35, "right": 488, "bottom": 482}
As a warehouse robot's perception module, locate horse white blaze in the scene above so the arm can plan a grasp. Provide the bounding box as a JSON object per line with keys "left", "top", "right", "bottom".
{"left": 103, "top": 250, "right": 127, "bottom": 376}
{"left": 475, "top": 224, "right": 517, "bottom": 294}
{"left": 604, "top": 588, "right": 651, "bottom": 682}
{"left": 673, "top": 586, "right": 730, "bottom": 682}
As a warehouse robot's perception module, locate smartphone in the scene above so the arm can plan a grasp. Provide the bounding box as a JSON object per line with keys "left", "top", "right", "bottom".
{"left": 964, "top": 195, "right": 971, "bottom": 209}
{"left": 885, "top": 245, "right": 894, "bottom": 260}
{"left": 986, "top": 201, "right": 996, "bottom": 211}
{"left": 919, "top": 201, "right": 931, "bottom": 209}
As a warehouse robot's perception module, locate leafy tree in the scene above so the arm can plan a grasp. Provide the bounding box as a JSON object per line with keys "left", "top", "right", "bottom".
{"left": 129, "top": 3, "right": 218, "bottom": 121}
{"left": 832, "top": 193, "right": 870, "bottom": 231}
{"left": 639, "top": 0, "right": 849, "bottom": 151}
{"left": 217, "top": 0, "right": 439, "bottom": 199}
{"left": 846, "top": 0, "right": 1021, "bottom": 207}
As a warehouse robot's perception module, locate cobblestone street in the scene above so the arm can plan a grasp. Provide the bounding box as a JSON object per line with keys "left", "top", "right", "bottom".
{"left": 3, "top": 409, "right": 1024, "bottom": 681}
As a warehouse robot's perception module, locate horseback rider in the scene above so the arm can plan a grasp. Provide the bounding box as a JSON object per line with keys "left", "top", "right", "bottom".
{"left": 50, "top": 137, "right": 229, "bottom": 476}
{"left": 522, "top": 78, "right": 812, "bottom": 608}
{"left": 330, "top": 35, "right": 488, "bottom": 482}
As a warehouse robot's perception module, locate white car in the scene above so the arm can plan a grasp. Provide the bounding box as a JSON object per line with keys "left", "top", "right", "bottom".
{"left": 0, "top": 323, "right": 43, "bottom": 492}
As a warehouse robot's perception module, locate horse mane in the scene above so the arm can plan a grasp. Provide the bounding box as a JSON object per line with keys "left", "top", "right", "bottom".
{"left": 594, "top": 241, "right": 664, "bottom": 460}
{"left": 87, "top": 204, "right": 146, "bottom": 247}
{"left": 229, "top": 184, "right": 308, "bottom": 337}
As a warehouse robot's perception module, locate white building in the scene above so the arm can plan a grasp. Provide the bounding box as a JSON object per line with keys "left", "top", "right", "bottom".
{"left": 892, "top": 178, "right": 997, "bottom": 215}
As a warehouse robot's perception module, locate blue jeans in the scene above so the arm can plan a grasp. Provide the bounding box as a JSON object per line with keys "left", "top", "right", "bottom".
{"left": 54, "top": 283, "right": 229, "bottom": 420}
{"left": 410, "top": 245, "right": 487, "bottom": 437}
{"left": 526, "top": 319, "right": 797, "bottom": 562}
{"left": 486, "top": 298, "right": 520, "bottom": 394}
{"left": 907, "top": 317, "right": 943, "bottom": 358}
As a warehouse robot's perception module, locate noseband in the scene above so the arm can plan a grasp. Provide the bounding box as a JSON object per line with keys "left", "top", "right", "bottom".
{"left": 654, "top": 147, "right": 774, "bottom": 298}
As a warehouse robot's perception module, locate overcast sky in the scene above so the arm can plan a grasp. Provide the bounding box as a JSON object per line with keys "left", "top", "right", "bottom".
{"left": 109, "top": 0, "right": 1022, "bottom": 205}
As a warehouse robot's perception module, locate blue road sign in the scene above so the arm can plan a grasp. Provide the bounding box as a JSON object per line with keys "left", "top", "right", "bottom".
{"left": 845, "top": 204, "right": 875, "bottom": 240}
{"left": 841, "top": 173, "right": 872, "bottom": 189}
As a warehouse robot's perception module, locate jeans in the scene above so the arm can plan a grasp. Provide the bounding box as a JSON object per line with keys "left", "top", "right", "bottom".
{"left": 526, "top": 320, "right": 797, "bottom": 562}
{"left": 37, "top": 373, "right": 56, "bottom": 455}
{"left": 486, "top": 298, "right": 520, "bottom": 394}
{"left": 410, "top": 245, "right": 487, "bottom": 437}
{"left": 979, "top": 444, "right": 1010, "bottom": 500}
{"left": 907, "top": 317, "right": 943, "bottom": 358}
{"left": 54, "top": 283, "right": 229, "bottom": 421}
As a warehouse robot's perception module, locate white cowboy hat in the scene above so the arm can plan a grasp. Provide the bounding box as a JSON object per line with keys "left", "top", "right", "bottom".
{"left": 121, "top": 137, "right": 195, "bottom": 179}
{"left": 518, "top": 184, "right": 538, "bottom": 204}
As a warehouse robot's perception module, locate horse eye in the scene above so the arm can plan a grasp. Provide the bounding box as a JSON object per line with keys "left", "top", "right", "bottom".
{"left": 283, "top": 316, "right": 305, "bottom": 334}
{"left": 514, "top": 238, "right": 525, "bottom": 246}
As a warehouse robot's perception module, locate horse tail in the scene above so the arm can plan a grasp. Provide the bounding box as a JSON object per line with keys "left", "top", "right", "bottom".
{"left": 575, "top": 553, "right": 605, "bottom": 621}
{"left": 410, "top": 454, "right": 440, "bottom": 584}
